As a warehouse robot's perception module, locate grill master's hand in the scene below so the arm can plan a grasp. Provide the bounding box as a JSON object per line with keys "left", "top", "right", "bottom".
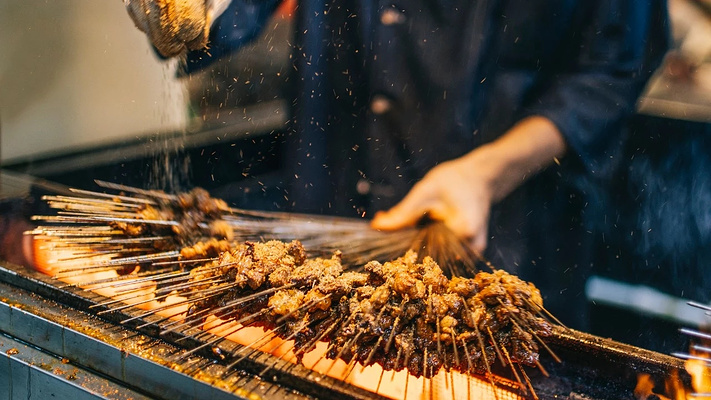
{"left": 124, "top": 0, "right": 229, "bottom": 57}
{"left": 371, "top": 116, "right": 567, "bottom": 254}
{"left": 371, "top": 154, "right": 494, "bottom": 253}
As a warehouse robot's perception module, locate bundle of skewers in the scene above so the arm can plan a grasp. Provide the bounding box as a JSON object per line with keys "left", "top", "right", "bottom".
{"left": 29, "top": 180, "right": 560, "bottom": 399}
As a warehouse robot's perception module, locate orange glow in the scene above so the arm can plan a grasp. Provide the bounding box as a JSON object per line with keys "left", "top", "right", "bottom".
{"left": 666, "top": 370, "right": 690, "bottom": 400}
{"left": 686, "top": 358, "right": 711, "bottom": 397}
{"left": 685, "top": 343, "right": 711, "bottom": 400}
{"left": 634, "top": 373, "right": 657, "bottom": 399}
{"left": 276, "top": 0, "right": 296, "bottom": 18}
{"left": 33, "top": 237, "right": 522, "bottom": 399}
{"left": 635, "top": 353, "right": 711, "bottom": 400}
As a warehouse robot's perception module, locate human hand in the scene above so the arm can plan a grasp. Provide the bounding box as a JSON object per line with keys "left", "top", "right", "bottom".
{"left": 125, "top": 0, "right": 212, "bottom": 57}
{"left": 371, "top": 154, "right": 495, "bottom": 253}
{"left": 371, "top": 117, "right": 567, "bottom": 253}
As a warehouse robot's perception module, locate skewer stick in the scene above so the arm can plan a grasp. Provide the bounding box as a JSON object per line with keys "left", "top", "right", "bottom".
{"left": 504, "top": 303, "right": 561, "bottom": 364}
{"left": 487, "top": 326, "right": 506, "bottom": 366}
{"left": 258, "top": 320, "right": 313, "bottom": 377}
{"left": 32, "top": 181, "right": 556, "bottom": 394}
{"left": 450, "top": 327, "right": 461, "bottom": 368}
{"left": 180, "top": 309, "right": 273, "bottom": 359}
{"left": 69, "top": 187, "right": 157, "bottom": 204}
{"left": 682, "top": 327, "right": 711, "bottom": 341}
{"left": 224, "top": 326, "right": 285, "bottom": 370}
{"left": 323, "top": 331, "right": 363, "bottom": 378}
{"left": 375, "top": 369, "right": 385, "bottom": 394}
{"left": 94, "top": 179, "right": 179, "bottom": 201}
{"left": 135, "top": 306, "right": 189, "bottom": 330}
{"left": 293, "top": 317, "right": 342, "bottom": 357}
{"left": 519, "top": 364, "right": 538, "bottom": 400}
{"left": 54, "top": 251, "right": 181, "bottom": 275}
{"left": 97, "top": 282, "right": 238, "bottom": 315}
{"left": 499, "top": 339, "right": 525, "bottom": 390}
{"left": 161, "top": 285, "right": 295, "bottom": 334}
{"left": 384, "top": 299, "right": 406, "bottom": 353}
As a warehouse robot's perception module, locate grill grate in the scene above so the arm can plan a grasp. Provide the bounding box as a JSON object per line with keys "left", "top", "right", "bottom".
{"left": 0, "top": 175, "right": 692, "bottom": 399}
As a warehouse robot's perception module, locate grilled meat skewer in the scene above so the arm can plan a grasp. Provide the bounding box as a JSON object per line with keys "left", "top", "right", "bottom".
{"left": 183, "top": 240, "right": 552, "bottom": 379}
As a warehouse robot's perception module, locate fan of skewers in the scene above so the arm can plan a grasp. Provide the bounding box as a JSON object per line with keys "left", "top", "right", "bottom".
{"left": 29, "top": 180, "right": 561, "bottom": 399}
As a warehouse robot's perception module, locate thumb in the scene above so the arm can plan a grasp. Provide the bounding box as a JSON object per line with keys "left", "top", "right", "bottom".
{"left": 371, "top": 191, "right": 432, "bottom": 231}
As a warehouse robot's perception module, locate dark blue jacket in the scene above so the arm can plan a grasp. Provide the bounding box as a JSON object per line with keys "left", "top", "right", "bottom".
{"left": 188, "top": 0, "right": 668, "bottom": 215}
{"left": 187, "top": 0, "right": 669, "bottom": 328}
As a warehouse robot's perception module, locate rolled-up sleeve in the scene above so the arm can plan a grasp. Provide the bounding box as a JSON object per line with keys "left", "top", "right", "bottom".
{"left": 526, "top": 0, "right": 669, "bottom": 177}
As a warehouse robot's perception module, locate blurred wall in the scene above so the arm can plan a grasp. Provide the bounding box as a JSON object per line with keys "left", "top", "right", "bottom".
{"left": 0, "top": 0, "right": 186, "bottom": 164}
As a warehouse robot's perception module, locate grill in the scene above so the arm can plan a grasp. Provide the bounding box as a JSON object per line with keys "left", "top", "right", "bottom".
{"left": 0, "top": 171, "right": 691, "bottom": 400}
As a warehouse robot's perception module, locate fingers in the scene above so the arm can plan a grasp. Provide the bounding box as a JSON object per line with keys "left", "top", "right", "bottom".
{"left": 126, "top": 0, "right": 150, "bottom": 34}
{"left": 370, "top": 204, "right": 428, "bottom": 231}
{"left": 374, "top": 201, "right": 490, "bottom": 255}
{"left": 125, "top": 0, "right": 209, "bottom": 57}
{"left": 172, "top": 0, "right": 209, "bottom": 44}
{"left": 370, "top": 185, "right": 434, "bottom": 231}
{"left": 147, "top": 1, "right": 187, "bottom": 57}
{"left": 469, "top": 226, "right": 488, "bottom": 254}
{"left": 442, "top": 209, "right": 489, "bottom": 254}
{"left": 371, "top": 160, "right": 492, "bottom": 254}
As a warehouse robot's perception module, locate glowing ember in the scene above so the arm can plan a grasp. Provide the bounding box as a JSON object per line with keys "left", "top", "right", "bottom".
{"left": 32, "top": 237, "right": 523, "bottom": 400}
{"left": 684, "top": 341, "right": 711, "bottom": 399}
{"left": 635, "top": 344, "right": 711, "bottom": 400}
{"left": 687, "top": 357, "right": 711, "bottom": 397}
{"left": 634, "top": 372, "right": 686, "bottom": 400}
{"left": 634, "top": 373, "right": 657, "bottom": 399}
{"left": 666, "top": 370, "right": 689, "bottom": 400}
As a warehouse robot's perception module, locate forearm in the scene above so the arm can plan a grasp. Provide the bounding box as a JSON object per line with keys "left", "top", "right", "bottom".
{"left": 464, "top": 116, "right": 567, "bottom": 203}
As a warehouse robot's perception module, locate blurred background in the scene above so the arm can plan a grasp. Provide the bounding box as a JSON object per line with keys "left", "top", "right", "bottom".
{"left": 1, "top": 0, "right": 294, "bottom": 204}
{"left": 0, "top": 0, "right": 187, "bottom": 162}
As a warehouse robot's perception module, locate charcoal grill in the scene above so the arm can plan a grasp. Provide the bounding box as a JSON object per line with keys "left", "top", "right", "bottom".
{"left": 0, "top": 171, "right": 691, "bottom": 400}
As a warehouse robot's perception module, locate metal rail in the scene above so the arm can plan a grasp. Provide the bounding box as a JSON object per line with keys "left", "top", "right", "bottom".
{"left": 0, "top": 261, "right": 390, "bottom": 400}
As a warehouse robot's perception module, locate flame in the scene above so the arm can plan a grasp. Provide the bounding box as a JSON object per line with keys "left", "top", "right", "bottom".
{"left": 635, "top": 343, "right": 711, "bottom": 400}
{"left": 634, "top": 372, "right": 688, "bottom": 400}
{"left": 667, "top": 370, "right": 690, "bottom": 400}
{"left": 635, "top": 373, "right": 660, "bottom": 400}
{"left": 32, "top": 237, "right": 521, "bottom": 400}
{"left": 685, "top": 343, "right": 711, "bottom": 400}
{"left": 687, "top": 358, "right": 711, "bottom": 397}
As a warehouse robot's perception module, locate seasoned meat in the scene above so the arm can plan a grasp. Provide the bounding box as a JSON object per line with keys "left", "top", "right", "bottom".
{"left": 110, "top": 187, "right": 234, "bottom": 248}
{"left": 180, "top": 238, "right": 232, "bottom": 260}
{"left": 183, "top": 240, "right": 552, "bottom": 378}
